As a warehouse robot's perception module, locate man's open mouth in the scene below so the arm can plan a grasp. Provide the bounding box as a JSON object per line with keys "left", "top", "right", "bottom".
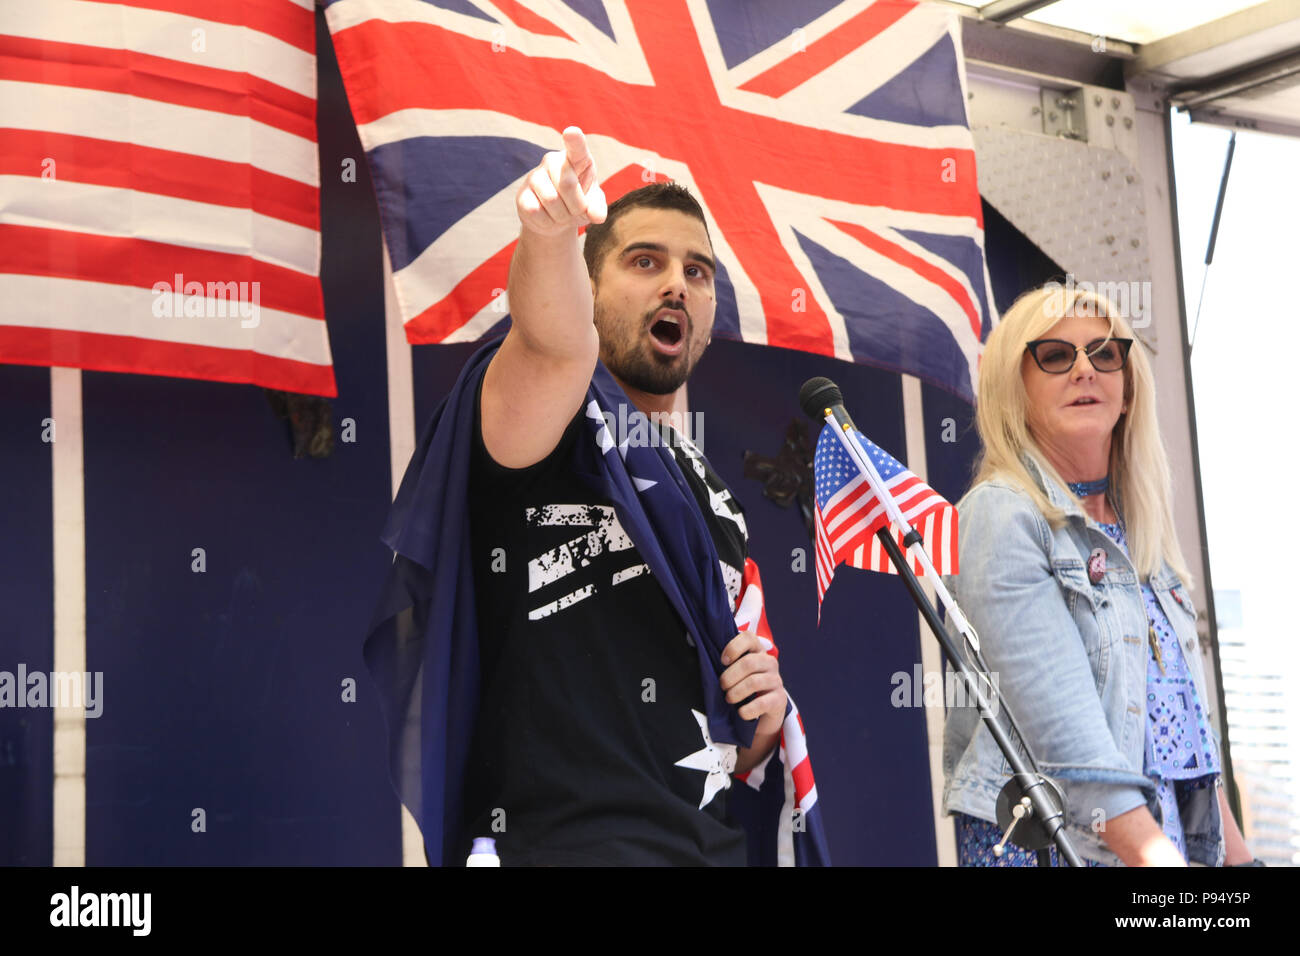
{"left": 649, "top": 311, "right": 686, "bottom": 353}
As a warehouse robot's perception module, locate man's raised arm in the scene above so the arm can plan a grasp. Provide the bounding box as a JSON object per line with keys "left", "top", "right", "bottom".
{"left": 480, "top": 127, "right": 608, "bottom": 469}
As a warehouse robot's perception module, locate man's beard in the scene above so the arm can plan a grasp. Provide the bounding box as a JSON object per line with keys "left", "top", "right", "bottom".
{"left": 594, "top": 300, "right": 700, "bottom": 396}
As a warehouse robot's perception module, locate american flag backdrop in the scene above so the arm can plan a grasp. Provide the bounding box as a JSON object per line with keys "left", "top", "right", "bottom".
{"left": 325, "top": 0, "right": 995, "bottom": 400}
{"left": 0, "top": 0, "right": 335, "bottom": 396}
{"left": 813, "top": 422, "right": 958, "bottom": 611}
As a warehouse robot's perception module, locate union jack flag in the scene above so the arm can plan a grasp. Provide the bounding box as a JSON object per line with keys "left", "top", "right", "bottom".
{"left": 325, "top": 0, "right": 995, "bottom": 400}
{"left": 813, "top": 422, "right": 957, "bottom": 612}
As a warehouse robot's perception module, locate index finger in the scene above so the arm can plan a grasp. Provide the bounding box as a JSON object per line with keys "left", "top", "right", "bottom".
{"left": 561, "top": 126, "right": 594, "bottom": 182}
{"left": 721, "top": 631, "right": 761, "bottom": 665}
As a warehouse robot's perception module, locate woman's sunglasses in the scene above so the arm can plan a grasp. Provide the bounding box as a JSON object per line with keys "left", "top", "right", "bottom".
{"left": 1025, "top": 337, "right": 1133, "bottom": 374}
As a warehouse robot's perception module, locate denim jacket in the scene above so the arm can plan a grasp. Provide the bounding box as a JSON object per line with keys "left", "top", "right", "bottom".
{"left": 940, "top": 454, "right": 1225, "bottom": 866}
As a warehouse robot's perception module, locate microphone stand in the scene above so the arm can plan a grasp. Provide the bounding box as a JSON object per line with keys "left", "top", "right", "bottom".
{"left": 818, "top": 406, "right": 1084, "bottom": 868}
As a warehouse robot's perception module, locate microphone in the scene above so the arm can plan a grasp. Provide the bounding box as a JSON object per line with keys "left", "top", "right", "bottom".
{"left": 799, "top": 376, "right": 857, "bottom": 432}
{"left": 800, "top": 374, "right": 928, "bottom": 559}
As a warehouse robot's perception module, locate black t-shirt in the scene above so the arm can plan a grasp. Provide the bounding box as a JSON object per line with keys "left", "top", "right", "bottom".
{"left": 462, "top": 377, "right": 751, "bottom": 865}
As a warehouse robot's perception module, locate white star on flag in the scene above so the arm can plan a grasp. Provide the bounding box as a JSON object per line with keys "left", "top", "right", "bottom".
{"left": 586, "top": 400, "right": 656, "bottom": 492}
{"left": 674, "top": 709, "right": 738, "bottom": 809}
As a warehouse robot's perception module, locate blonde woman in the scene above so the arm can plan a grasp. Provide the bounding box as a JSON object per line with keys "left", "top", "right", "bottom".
{"left": 941, "top": 283, "right": 1255, "bottom": 867}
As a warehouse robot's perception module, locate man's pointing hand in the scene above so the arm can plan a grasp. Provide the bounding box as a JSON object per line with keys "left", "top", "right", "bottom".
{"left": 516, "top": 126, "right": 608, "bottom": 236}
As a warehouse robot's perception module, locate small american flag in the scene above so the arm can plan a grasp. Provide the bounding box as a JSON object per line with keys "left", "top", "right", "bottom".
{"left": 813, "top": 423, "right": 957, "bottom": 611}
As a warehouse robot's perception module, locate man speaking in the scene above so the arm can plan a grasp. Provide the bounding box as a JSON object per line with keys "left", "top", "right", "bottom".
{"left": 365, "top": 127, "right": 827, "bottom": 866}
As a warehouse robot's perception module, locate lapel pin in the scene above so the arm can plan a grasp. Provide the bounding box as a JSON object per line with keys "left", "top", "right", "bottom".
{"left": 1087, "top": 548, "right": 1107, "bottom": 585}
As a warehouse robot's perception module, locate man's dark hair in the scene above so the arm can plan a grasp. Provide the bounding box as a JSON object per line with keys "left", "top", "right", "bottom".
{"left": 582, "top": 181, "right": 712, "bottom": 283}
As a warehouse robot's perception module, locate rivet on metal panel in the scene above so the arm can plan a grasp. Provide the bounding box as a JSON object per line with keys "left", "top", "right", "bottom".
{"left": 1094, "top": 95, "right": 1103, "bottom": 107}
{"left": 1111, "top": 97, "right": 1120, "bottom": 109}
{"left": 1106, "top": 115, "right": 1115, "bottom": 126}
{"left": 1131, "top": 239, "right": 1140, "bottom": 248}
{"left": 1105, "top": 236, "right": 1115, "bottom": 245}
{"left": 1126, "top": 175, "right": 1135, "bottom": 184}
{"left": 1123, "top": 117, "right": 1133, "bottom": 129}
{"left": 1101, "top": 171, "right": 1110, "bottom": 180}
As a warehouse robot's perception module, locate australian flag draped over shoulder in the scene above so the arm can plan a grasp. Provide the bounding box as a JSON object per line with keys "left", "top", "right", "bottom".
{"left": 325, "top": 0, "right": 996, "bottom": 401}
{"left": 366, "top": 339, "right": 830, "bottom": 866}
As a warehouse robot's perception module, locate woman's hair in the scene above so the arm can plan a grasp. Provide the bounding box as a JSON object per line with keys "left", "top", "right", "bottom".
{"left": 973, "top": 282, "right": 1191, "bottom": 584}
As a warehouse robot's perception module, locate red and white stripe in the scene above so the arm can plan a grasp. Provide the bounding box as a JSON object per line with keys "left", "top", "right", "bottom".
{"left": 822, "top": 470, "right": 945, "bottom": 553}
{"left": 0, "top": 0, "right": 334, "bottom": 396}
{"left": 814, "top": 500, "right": 837, "bottom": 609}
{"left": 815, "top": 471, "right": 958, "bottom": 608}
{"left": 733, "top": 556, "right": 776, "bottom": 656}
{"left": 860, "top": 505, "right": 958, "bottom": 578}
{"left": 732, "top": 557, "right": 818, "bottom": 811}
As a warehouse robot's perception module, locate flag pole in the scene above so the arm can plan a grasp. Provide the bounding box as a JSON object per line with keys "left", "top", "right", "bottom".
{"left": 820, "top": 411, "right": 1084, "bottom": 867}
{"left": 823, "top": 416, "right": 978, "bottom": 651}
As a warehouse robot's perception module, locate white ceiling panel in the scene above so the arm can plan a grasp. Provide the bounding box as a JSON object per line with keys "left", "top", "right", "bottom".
{"left": 1020, "top": 0, "right": 1270, "bottom": 44}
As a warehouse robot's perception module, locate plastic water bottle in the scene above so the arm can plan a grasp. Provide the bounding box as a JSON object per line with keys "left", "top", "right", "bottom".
{"left": 466, "top": 836, "right": 500, "bottom": 867}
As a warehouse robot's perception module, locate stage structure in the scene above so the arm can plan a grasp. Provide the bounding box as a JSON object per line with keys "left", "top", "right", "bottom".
{"left": 4, "top": 0, "right": 1298, "bottom": 866}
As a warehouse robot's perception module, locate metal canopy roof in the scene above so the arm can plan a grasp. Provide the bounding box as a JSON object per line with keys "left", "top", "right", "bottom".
{"left": 1019, "top": 0, "right": 1268, "bottom": 45}
{"left": 948, "top": 0, "right": 1300, "bottom": 136}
